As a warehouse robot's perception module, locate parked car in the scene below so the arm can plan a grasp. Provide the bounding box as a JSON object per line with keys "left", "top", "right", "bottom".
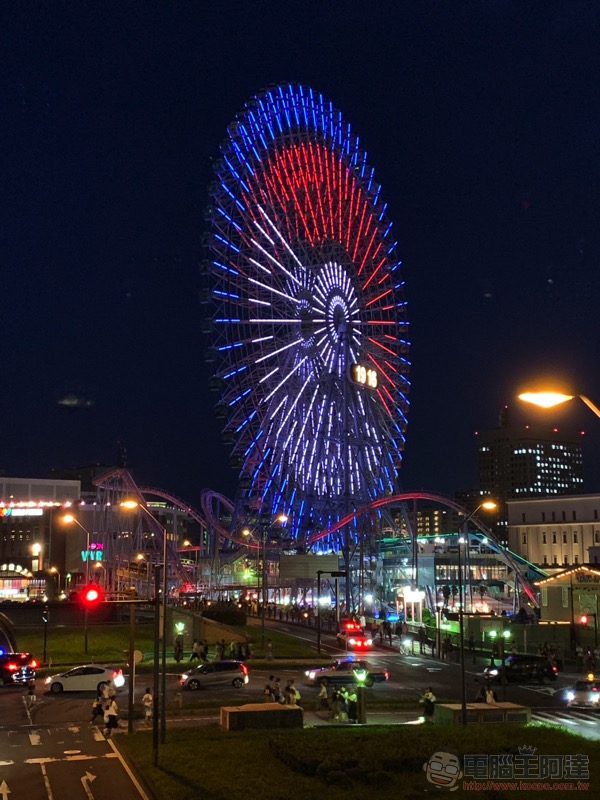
{"left": 566, "top": 677, "right": 600, "bottom": 708}
{"left": 0, "top": 652, "right": 37, "bottom": 687}
{"left": 180, "top": 660, "right": 249, "bottom": 690}
{"left": 45, "top": 665, "right": 125, "bottom": 694}
{"left": 336, "top": 620, "right": 373, "bottom": 651}
{"left": 305, "top": 659, "right": 388, "bottom": 687}
{"left": 482, "top": 654, "right": 558, "bottom": 684}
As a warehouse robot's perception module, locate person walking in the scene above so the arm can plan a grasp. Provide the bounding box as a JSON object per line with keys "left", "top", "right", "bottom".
{"left": 347, "top": 688, "right": 358, "bottom": 723}
{"left": 316, "top": 680, "right": 329, "bottom": 713}
{"left": 90, "top": 691, "right": 104, "bottom": 724}
{"left": 104, "top": 698, "right": 119, "bottom": 737}
{"left": 189, "top": 640, "right": 200, "bottom": 662}
{"left": 142, "top": 688, "right": 153, "bottom": 726}
{"left": 419, "top": 687, "right": 436, "bottom": 722}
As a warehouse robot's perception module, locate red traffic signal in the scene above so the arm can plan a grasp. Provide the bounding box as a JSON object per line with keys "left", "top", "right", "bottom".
{"left": 580, "top": 615, "right": 589, "bottom": 626}
{"left": 82, "top": 585, "right": 104, "bottom": 605}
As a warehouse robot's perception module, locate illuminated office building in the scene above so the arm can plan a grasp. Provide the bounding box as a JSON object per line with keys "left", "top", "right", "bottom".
{"left": 477, "top": 406, "right": 584, "bottom": 544}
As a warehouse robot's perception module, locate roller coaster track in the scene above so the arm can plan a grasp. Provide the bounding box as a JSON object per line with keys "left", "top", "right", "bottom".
{"left": 307, "top": 491, "right": 539, "bottom": 607}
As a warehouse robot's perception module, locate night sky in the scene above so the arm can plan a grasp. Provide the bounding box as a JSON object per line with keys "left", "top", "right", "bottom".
{"left": 3, "top": 2, "right": 600, "bottom": 507}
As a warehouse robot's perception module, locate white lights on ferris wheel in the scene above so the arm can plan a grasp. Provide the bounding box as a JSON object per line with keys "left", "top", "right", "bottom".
{"left": 204, "top": 84, "right": 410, "bottom": 546}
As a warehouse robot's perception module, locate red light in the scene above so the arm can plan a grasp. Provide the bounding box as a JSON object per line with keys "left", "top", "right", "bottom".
{"left": 7, "top": 663, "right": 17, "bottom": 671}
{"left": 30, "top": 660, "right": 38, "bottom": 668}
{"left": 241, "top": 664, "right": 248, "bottom": 674}
{"left": 581, "top": 615, "right": 589, "bottom": 625}
{"left": 552, "top": 666, "right": 558, "bottom": 672}
{"left": 384, "top": 671, "right": 389, "bottom": 680}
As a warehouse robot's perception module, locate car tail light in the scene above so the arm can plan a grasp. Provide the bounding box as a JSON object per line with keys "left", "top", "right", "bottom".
{"left": 349, "top": 638, "right": 356, "bottom": 645}
{"left": 384, "top": 671, "right": 389, "bottom": 680}
{"left": 593, "top": 687, "right": 598, "bottom": 693}
{"left": 241, "top": 664, "right": 248, "bottom": 674}
{"left": 552, "top": 666, "right": 558, "bottom": 672}
{"left": 30, "top": 660, "right": 38, "bottom": 668}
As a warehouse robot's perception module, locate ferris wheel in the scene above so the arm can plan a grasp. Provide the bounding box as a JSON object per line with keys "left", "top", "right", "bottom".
{"left": 204, "top": 84, "right": 410, "bottom": 547}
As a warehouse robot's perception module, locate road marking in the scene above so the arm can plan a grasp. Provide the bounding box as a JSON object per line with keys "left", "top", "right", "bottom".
{"left": 0, "top": 763, "right": 14, "bottom": 767}
{"left": 81, "top": 770, "right": 96, "bottom": 800}
{"left": 107, "top": 739, "right": 150, "bottom": 799}
{"left": 92, "top": 729, "right": 105, "bottom": 742}
{"left": 519, "top": 685, "right": 558, "bottom": 696}
{"left": 0, "top": 780, "right": 10, "bottom": 799}
{"left": 28, "top": 732, "right": 41, "bottom": 746}
{"left": 40, "top": 763, "right": 54, "bottom": 800}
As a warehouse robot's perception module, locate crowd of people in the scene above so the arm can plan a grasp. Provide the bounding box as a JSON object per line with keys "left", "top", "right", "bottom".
{"left": 315, "top": 681, "right": 359, "bottom": 723}
{"left": 263, "top": 674, "right": 301, "bottom": 705}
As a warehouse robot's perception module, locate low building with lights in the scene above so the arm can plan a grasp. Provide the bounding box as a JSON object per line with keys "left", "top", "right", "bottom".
{"left": 0, "top": 476, "right": 81, "bottom": 600}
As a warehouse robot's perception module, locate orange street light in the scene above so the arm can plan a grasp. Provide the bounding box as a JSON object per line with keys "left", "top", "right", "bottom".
{"left": 518, "top": 391, "right": 600, "bottom": 419}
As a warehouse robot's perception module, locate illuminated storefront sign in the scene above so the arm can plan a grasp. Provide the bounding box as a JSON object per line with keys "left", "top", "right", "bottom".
{"left": 81, "top": 543, "right": 104, "bottom": 562}
{"left": 0, "top": 508, "right": 44, "bottom": 517}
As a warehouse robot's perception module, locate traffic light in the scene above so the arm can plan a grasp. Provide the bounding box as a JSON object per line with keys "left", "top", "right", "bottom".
{"left": 82, "top": 585, "right": 104, "bottom": 605}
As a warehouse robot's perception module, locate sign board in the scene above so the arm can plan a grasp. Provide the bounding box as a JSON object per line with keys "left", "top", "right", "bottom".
{"left": 279, "top": 554, "right": 340, "bottom": 579}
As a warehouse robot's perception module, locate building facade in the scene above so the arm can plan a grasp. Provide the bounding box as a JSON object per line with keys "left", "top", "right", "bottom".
{"left": 507, "top": 494, "right": 600, "bottom": 568}
{"left": 477, "top": 406, "right": 585, "bottom": 543}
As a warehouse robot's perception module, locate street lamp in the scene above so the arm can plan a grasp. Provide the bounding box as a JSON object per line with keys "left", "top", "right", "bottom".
{"left": 456, "top": 500, "right": 497, "bottom": 725}
{"left": 62, "top": 514, "right": 92, "bottom": 584}
{"left": 518, "top": 391, "right": 600, "bottom": 418}
{"left": 243, "top": 514, "right": 287, "bottom": 648}
{"left": 121, "top": 500, "right": 168, "bottom": 747}
{"left": 49, "top": 567, "right": 61, "bottom": 594}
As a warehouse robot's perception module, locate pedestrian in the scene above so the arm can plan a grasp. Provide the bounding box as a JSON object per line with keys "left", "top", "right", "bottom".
{"left": 287, "top": 679, "right": 301, "bottom": 706}
{"left": 104, "top": 698, "right": 119, "bottom": 737}
{"left": 316, "top": 680, "right": 329, "bottom": 712}
{"left": 229, "top": 640, "right": 236, "bottom": 658}
{"left": 330, "top": 688, "right": 341, "bottom": 720}
{"left": 27, "top": 678, "right": 36, "bottom": 706}
{"left": 101, "top": 680, "right": 116, "bottom": 703}
{"left": 202, "top": 641, "right": 209, "bottom": 661}
{"left": 142, "top": 688, "right": 153, "bottom": 725}
{"left": 269, "top": 675, "right": 282, "bottom": 703}
{"left": 174, "top": 635, "right": 184, "bottom": 663}
{"left": 338, "top": 686, "right": 349, "bottom": 721}
{"left": 188, "top": 640, "right": 197, "bottom": 661}
{"left": 474, "top": 684, "right": 486, "bottom": 703}
{"left": 347, "top": 688, "right": 358, "bottom": 723}
{"left": 419, "top": 687, "right": 436, "bottom": 722}
{"left": 90, "top": 691, "right": 104, "bottom": 724}
{"left": 485, "top": 683, "right": 498, "bottom": 704}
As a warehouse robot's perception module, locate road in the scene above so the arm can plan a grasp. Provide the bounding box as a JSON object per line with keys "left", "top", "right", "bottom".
{"left": 2, "top": 621, "right": 599, "bottom": 798}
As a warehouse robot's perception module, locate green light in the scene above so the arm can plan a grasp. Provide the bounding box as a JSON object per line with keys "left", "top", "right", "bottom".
{"left": 353, "top": 668, "right": 368, "bottom": 686}
{"left": 488, "top": 630, "right": 497, "bottom": 639}
{"left": 175, "top": 622, "right": 185, "bottom": 633}
{"left": 502, "top": 630, "right": 511, "bottom": 639}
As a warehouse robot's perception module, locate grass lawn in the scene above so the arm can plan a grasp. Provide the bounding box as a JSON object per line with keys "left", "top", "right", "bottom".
{"left": 14, "top": 621, "right": 322, "bottom": 671}
{"left": 118, "top": 722, "right": 600, "bottom": 800}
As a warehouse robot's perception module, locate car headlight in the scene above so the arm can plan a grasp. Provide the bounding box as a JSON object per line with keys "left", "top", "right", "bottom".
{"left": 592, "top": 694, "right": 599, "bottom": 703}
{"left": 488, "top": 669, "right": 498, "bottom": 677}
{"left": 45, "top": 677, "right": 51, "bottom": 685}
{"left": 113, "top": 673, "right": 125, "bottom": 688}
{"left": 307, "top": 671, "right": 316, "bottom": 680}
{"left": 366, "top": 639, "right": 372, "bottom": 645}
{"left": 566, "top": 691, "right": 575, "bottom": 701}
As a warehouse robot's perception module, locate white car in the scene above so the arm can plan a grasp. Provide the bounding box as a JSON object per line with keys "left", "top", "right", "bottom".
{"left": 45, "top": 665, "right": 125, "bottom": 694}
{"left": 566, "top": 678, "right": 600, "bottom": 708}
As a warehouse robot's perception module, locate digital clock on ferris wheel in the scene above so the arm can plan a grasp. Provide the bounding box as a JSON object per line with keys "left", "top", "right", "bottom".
{"left": 350, "top": 363, "right": 378, "bottom": 389}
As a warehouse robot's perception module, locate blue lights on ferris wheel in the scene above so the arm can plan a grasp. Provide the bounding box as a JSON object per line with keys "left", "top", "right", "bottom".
{"left": 205, "top": 84, "right": 411, "bottom": 547}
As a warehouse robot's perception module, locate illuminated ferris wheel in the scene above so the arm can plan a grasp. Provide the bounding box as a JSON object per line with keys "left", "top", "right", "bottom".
{"left": 204, "top": 84, "right": 410, "bottom": 547}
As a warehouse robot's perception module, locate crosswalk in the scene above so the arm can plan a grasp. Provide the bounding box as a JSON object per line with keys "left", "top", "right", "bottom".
{"left": 532, "top": 707, "right": 600, "bottom": 737}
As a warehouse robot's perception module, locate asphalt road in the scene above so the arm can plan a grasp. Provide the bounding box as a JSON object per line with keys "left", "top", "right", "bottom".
{"left": 2, "top": 622, "right": 600, "bottom": 799}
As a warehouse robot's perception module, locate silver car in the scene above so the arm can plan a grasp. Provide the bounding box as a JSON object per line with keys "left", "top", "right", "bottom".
{"left": 180, "top": 660, "right": 249, "bottom": 691}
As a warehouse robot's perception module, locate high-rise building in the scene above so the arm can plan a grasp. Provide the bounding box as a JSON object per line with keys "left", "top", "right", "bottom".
{"left": 477, "top": 405, "right": 585, "bottom": 543}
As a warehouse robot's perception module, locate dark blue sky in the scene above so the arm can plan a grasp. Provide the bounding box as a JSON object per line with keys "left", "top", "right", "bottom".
{"left": 2, "top": 2, "right": 600, "bottom": 506}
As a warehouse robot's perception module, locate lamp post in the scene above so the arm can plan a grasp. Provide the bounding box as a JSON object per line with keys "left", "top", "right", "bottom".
{"left": 244, "top": 514, "right": 287, "bottom": 649}
{"left": 456, "top": 500, "right": 497, "bottom": 725}
{"left": 317, "top": 570, "right": 348, "bottom": 654}
{"left": 49, "top": 566, "right": 61, "bottom": 595}
{"left": 518, "top": 390, "right": 600, "bottom": 419}
{"left": 121, "top": 500, "right": 169, "bottom": 744}
{"left": 62, "top": 514, "right": 92, "bottom": 585}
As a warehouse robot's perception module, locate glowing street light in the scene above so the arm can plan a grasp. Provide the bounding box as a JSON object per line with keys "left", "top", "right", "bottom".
{"left": 518, "top": 391, "right": 600, "bottom": 419}
{"left": 456, "top": 500, "right": 497, "bottom": 726}
{"left": 62, "top": 514, "right": 92, "bottom": 584}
